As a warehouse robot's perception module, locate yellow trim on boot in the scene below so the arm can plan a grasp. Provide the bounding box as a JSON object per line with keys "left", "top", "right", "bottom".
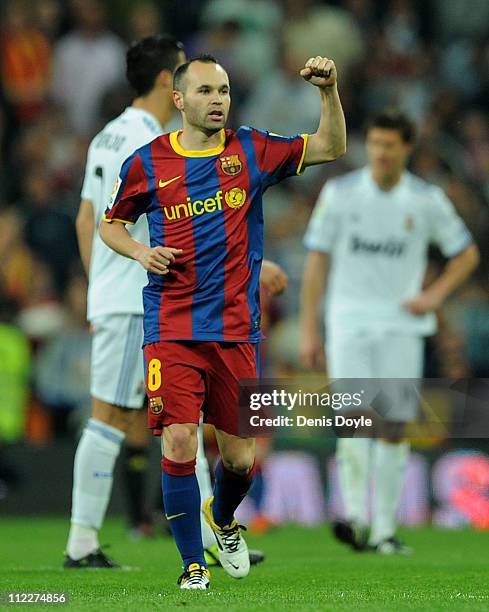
{"left": 187, "top": 562, "right": 210, "bottom": 577}
{"left": 202, "top": 496, "right": 239, "bottom": 534}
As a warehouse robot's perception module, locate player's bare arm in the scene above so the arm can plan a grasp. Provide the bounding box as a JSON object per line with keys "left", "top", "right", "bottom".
{"left": 76, "top": 198, "right": 95, "bottom": 276}
{"left": 300, "top": 56, "right": 347, "bottom": 166}
{"left": 299, "top": 250, "right": 329, "bottom": 370}
{"left": 99, "top": 220, "right": 182, "bottom": 275}
{"left": 403, "top": 243, "right": 479, "bottom": 315}
{"left": 260, "top": 260, "right": 288, "bottom": 296}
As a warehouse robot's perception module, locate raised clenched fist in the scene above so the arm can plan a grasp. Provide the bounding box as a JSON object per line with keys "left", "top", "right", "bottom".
{"left": 300, "top": 56, "right": 337, "bottom": 89}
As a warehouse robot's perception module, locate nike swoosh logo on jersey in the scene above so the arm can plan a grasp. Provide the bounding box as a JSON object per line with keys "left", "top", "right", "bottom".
{"left": 165, "top": 512, "right": 186, "bottom": 520}
{"left": 158, "top": 175, "right": 182, "bottom": 189}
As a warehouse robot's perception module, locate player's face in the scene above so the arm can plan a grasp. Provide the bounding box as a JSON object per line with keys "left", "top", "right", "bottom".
{"left": 366, "top": 128, "right": 411, "bottom": 179}
{"left": 178, "top": 62, "right": 231, "bottom": 134}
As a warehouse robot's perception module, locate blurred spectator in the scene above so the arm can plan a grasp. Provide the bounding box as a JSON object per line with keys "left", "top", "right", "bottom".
{"left": 51, "top": 0, "right": 125, "bottom": 137}
{"left": 0, "top": 293, "right": 30, "bottom": 443}
{"left": 282, "top": 1, "right": 364, "bottom": 77}
{"left": 445, "top": 279, "right": 489, "bottom": 378}
{"left": 0, "top": 208, "right": 36, "bottom": 308}
{"left": 126, "top": 1, "right": 163, "bottom": 42}
{"left": 458, "top": 110, "right": 489, "bottom": 184}
{"left": 15, "top": 264, "right": 65, "bottom": 343}
{"left": 264, "top": 185, "right": 312, "bottom": 318}
{"left": 35, "top": 0, "right": 63, "bottom": 41}
{"left": 439, "top": 39, "right": 482, "bottom": 99}
{"left": 383, "top": 0, "right": 423, "bottom": 58}
{"left": 344, "top": 0, "right": 378, "bottom": 39}
{"left": 0, "top": 293, "right": 30, "bottom": 499}
{"left": 195, "top": 0, "right": 282, "bottom": 87}
{"left": 434, "top": 0, "right": 489, "bottom": 40}
{"left": 239, "top": 44, "right": 319, "bottom": 135}
{"left": 12, "top": 108, "right": 82, "bottom": 197}
{"left": 21, "top": 165, "right": 78, "bottom": 294}
{"left": 34, "top": 273, "right": 91, "bottom": 434}
{"left": 0, "top": 0, "right": 52, "bottom": 123}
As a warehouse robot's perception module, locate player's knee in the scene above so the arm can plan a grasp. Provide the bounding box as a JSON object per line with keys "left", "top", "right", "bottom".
{"left": 164, "top": 425, "right": 197, "bottom": 461}
{"left": 222, "top": 454, "right": 255, "bottom": 476}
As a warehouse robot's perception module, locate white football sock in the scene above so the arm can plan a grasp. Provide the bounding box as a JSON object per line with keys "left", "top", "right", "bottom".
{"left": 67, "top": 418, "right": 125, "bottom": 559}
{"left": 66, "top": 524, "right": 98, "bottom": 561}
{"left": 336, "top": 437, "right": 371, "bottom": 526}
{"left": 369, "top": 439, "right": 409, "bottom": 545}
{"left": 196, "top": 425, "right": 216, "bottom": 549}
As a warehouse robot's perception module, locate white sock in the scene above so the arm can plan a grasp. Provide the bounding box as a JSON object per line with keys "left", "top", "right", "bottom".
{"left": 196, "top": 425, "right": 216, "bottom": 549}
{"left": 369, "top": 439, "right": 409, "bottom": 545}
{"left": 66, "top": 524, "right": 98, "bottom": 561}
{"left": 336, "top": 437, "right": 371, "bottom": 526}
{"left": 67, "top": 418, "right": 125, "bottom": 559}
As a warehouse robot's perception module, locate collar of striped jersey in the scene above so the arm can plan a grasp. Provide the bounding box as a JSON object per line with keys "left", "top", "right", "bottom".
{"left": 169, "top": 129, "right": 226, "bottom": 157}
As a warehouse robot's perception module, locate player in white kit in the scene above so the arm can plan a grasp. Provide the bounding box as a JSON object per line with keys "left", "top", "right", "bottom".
{"left": 65, "top": 35, "right": 280, "bottom": 568}
{"left": 300, "top": 110, "right": 479, "bottom": 554}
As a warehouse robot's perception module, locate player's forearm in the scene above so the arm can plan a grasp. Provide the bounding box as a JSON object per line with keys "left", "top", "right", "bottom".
{"left": 305, "top": 85, "right": 346, "bottom": 166}
{"left": 300, "top": 252, "right": 328, "bottom": 334}
{"left": 76, "top": 222, "right": 93, "bottom": 277}
{"left": 427, "top": 244, "right": 479, "bottom": 303}
{"left": 76, "top": 199, "right": 95, "bottom": 277}
{"left": 99, "top": 220, "right": 148, "bottom": 263}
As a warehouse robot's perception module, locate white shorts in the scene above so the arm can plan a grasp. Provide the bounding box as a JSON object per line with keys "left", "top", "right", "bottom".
{"left": 326, "top": 330, "right": 424, "bottom": 422}
{"left": 90, "top": 314, "right": 145, "bottom": 409}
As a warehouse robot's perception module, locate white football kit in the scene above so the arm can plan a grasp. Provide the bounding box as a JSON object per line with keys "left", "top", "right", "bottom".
{"left": 304, "top": 167, "right": 472, "bottom": 420}
{"left": 81, "top": 107, "right": 163, "bottom": 407}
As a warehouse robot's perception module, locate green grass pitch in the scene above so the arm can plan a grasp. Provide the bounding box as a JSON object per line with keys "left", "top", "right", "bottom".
{"left": 1, "top": 517, "right": 488, "bottom": 611}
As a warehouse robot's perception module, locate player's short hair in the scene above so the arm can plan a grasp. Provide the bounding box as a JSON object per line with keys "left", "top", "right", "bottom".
{"left": 126, "top": 35, "right": 185, "bottom": 96}
{"left": 173, "top": 54, "right": 220, "bottom": 91}
{"left": 366, "top": 110, "right": 416, "bottom": 144}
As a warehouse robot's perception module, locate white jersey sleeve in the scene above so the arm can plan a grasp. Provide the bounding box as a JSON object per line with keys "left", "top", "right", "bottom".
{"left": 428, "top": 187, "right": 472, "bottom": 257}
{"left": 82, "top": 107, "right": 165, "bottom": 321}
{"left": 304, "top": 182, "right": 342, "bottom": 253}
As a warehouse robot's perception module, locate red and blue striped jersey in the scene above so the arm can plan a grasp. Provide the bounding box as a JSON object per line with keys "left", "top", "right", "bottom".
{"left": 104, "top": 126, "right": 308, "bottom": 345}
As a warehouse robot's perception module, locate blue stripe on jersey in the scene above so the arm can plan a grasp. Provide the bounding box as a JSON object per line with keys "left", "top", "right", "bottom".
{"left": 138, "top": 143, "right": 156, "bottom": 192}
{"left": 186, "top": 156, "right": 226, "bottom": 340}
{"left": 255, "top": 343, "right": 261, "bottom": 378}
{"left": 242, "top": 126, "right": 297, "bottom": 190}
{"left": 139, "top": 143, "right": 163, "bottom": 344}
{"left": 237, "top": 128, "right": 265, "bottom": 341}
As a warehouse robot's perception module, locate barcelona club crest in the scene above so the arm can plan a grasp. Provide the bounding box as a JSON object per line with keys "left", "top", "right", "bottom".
{"left": 220, "top": 154, "right": 242, "bottom": 176}
{"left": 149, "top": 396, "right": 164, "bottom": 415}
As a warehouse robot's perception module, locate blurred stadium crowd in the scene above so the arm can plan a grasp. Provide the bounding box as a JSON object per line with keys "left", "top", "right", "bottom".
{"left": 0, "top": 0, "right": 488, "bottom": 456}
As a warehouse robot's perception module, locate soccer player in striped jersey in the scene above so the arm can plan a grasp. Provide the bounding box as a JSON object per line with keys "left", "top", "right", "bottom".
{"left": 100, "top": 54, "right": 345, "bottom": 589}
{"left": 66, "top": 36, "right": 284, "bottom": 570}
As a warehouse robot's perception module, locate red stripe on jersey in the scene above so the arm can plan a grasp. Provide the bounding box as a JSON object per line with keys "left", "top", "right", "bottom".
{"left": 251, "top": 130, "right": 303, "bottom": 176}
{"left": 108, "top": 153, "right": 149, "bottom": 223}
{"left": 216, "top": 139, "right": 252, "bottom": 341}
{"left": 150, "top": 137, "right": 196, "bottom": 339}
